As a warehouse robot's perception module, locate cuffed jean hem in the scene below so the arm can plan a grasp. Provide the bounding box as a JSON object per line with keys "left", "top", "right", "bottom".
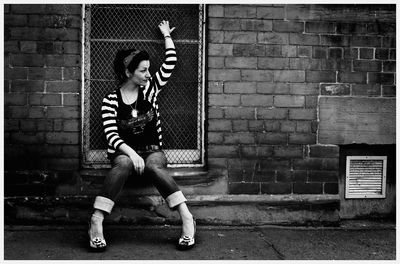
{"left": 93, "top": 196, "right": 115, "bottom": 214}
{"left": 165, "top": 191, "right": 187, "bottom": 209}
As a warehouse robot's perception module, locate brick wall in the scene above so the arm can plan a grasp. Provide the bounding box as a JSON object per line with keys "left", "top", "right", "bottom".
{"left": 206, "top": 4, "right": 396, "bottom": 195}
{"left": 4, "top": 4, "right": 82, "bottom": 171}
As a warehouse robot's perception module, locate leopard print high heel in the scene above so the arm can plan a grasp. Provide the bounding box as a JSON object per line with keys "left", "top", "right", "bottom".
{"left": 88, "top": 214, "right": 107, "bottom": 252}
{"left": 177, "top": 218, "right": 196, "bottom": 250}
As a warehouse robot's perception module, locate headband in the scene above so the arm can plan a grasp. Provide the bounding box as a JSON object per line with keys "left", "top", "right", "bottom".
{"left": 123, "top": 50, "right": 141, "bottom": 68}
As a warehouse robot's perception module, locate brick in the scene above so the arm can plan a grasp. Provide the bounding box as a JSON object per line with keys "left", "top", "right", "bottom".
{"left": 257, "top": 108, "right": 287, "bottom": 119}
{"left": 293, "top": 183, "right": 323, "bottom": 194}
{"left": 6, "top": 106, "right": 29, "bottom": 118}
{"left": 28, "top": 68, "right": 62, "bottom": 81}
{"left": 308, "top": 170, "right": 338, "bottom": 182}
{"left": 37, "top": 41, "right": 63, "bottom": 54}
{"left": 368, "top": 73, "right": 394, "bottom": 85}
{"left": 382, "top": 37, "right": 395, "bottom": 48}
{"left": 258, "top": 58, "right": 289, "bottom": 70}
{"left": 241, "top": 19, "right": 272, "bottom": 31}
{"left": 293, "top": 158, "right": 331, "bottom": 170}
{"left": 241, "top": 95, "right": 273, "bottom": 106}
{"left": 208, "top": 119, "right": 232, "bottom": 131}
{"left": 224, "top": 82, "right": 256, "bottom": 94}
{"left": 328, "top": 48, "right": 343, "bottom": 59}
{"left": 46, "top": 81, "right": 80, "bottom": 92}
{"left": 290, "top": 83, "right": 319, "bottom": 95}
{"left": 228, "top": 169, "right": 245, "bottom": 182}
{"left": 248, "top": 120, "right": 264, "bottom": 132}
{"left": 389, "top": 49, "right": 395, "bottom": 60}
{"left": 305, "top": 96, "right": 318, "bottom": 109}
{"left": 309, "top": 145, "right": 339, "bottom": 158}
{"left": 208, "top": 57, "right": 224, "bottom": 68}
{"left": 259, "top": 159, "right": 290, "bottom": 170}
{"left": 208, "top": 69, "right": 240, "bottom": 81}
{"left": 5, "top": 119, "right": 19, "bottom": 132}
{"left": 208, "top": 81, "right": 223, "bottom": 93}
{"left": 36, "top": 119, "right": 53, "bottom": 131}
{"left": 324, "top": 183, "right": 338, "bottom": 194}
{"left": 5, "top": 67, "right": 28, "bottom": 80}
{"left": 46, "top": 132, "right": 79, "bottom": 144}
{"left": 321, "top": 59, "right": 351, "bottom": 71}
{"left": 20, "top": 41, "right": 37, "bottom": 53}
{"left": 344, "top": 48, "right": 359, "bottom": 59}
{"left": 261, "top": 183, "right": 292, "bottom": 194}
{"left": 257, "top": 133, "right": 287, "bottom": 145}
{"left": 256, "top": 83, "right": 290, "bottom": 94}
{"left": 63, "top": 67, "right": 81, "bottom": 80}
{"left": 289, "top": 133, "right": 316, "bottom": 145}
{"left": 382, "top": 85, "right": 395, "bottom": 97}
{"left": 208, "top": 5, "right": 224, "bottom": 17}
{"left": 351, "top": 36, "right": 381, "bottom": 47}
{"left": 265, "top": 45, "right": 282, "bottom": 57}
{"left": 224, "top": 31, "right": 257, "bottom": 44}
{"left": 232, "top": 120, "right": 248, "bottom": 132}
{"left": 280, "top": 121, "right": 296, "bottom": 132}
{"left": 264, "top": 121, "right": 280, "bottom": 132}
{"left": 274, "top": 146, "right": 303, "bottom": 158}
{"left": 43, "top": 28, "right": 80, "bottom": 41}
{"left": 383, "top": 61, "right": 396, "bottom": 72}
{"left": 241, "top": 70, "right": 273, "bottom": 82}
{"left": 320, "top": 83, "right": 350, "bottom": 96}
{"left": 209, "top": 94, "right": 240, "bottom": 106}
{"left": 273, "top": 21, "right": 304, "bottom": 33}
{"left": 63, "top": 119, "right": 80, "bottom": 132}
{"left": 11, "top": 132, "right": 45, "bottom": 145}
{"left": 5, "top": 93, "right": 27, "bottom": 106}
{"left": 296, "top": 121, "right": 312, "bottom": 133}
{"left": 29, "top": 93, "right": 62, "bottom": 106}
{"left": 336, "top": 22, "right": 367, "bottom": 34}
{"left": 224, "top": 107, "right": 255, "bottom": 119}
{"left": 27, "top": 106, "right": 46, "bottom": 118}
{"left": 320, "top": 35, "right": 350, "bottom": 47}
{"left": 4, "top": 41, "right": 19, "bottom": 53}
{"left": 209, "top": 145, "right": 238, "bottom": 158}
{"left": 256, "top": 146, "right": 274, "bottom": 157}
{"left": 258, "top": 32, "right": 289, "bottom": 45}
{"left": 233, "top": 44, "right": 265, "bottom": 57}
{"left": 229, "top": 182, "right": 259, "bottom": 195}
{"left": 225, "top": 5, "right": 256, "bottom": 18}
{"left": 62, "top": 42, "right": 80, "bottom": 54}
{"left": 253, "top": 170, "right": 275, "bottom": 182}
{"left": 47, "top": 158, "right": 79, "bottom": 171}
{"left": 298, "top": 46, "right": 312, "bottom": 57}
{"left": 47, "top": 106, "right": 79, "bottom": 118}
{"left": 289, "top": 33, "right": 319, "bottom": 45}
{"left": 306, "top": 71, "right": 336, "bottom": 82}
{"left": 289, "top": 58, "right": 320, "bottom": 70}
{"left": 54, "top": 120, "right": 63, "bottom": 131}
{"left": 375, "top": 48, "right": 389, "bottom": 60}
{"left": 207, "top": 132, "right": 224, "bottom": 144}
{"left": 352, "top": 84, "right": 381, "bottom": 96}
{"left": 225, "top": 57, "right": 257, "bottom": 69}
{"left": 209, "top": 31, "right": 224, "bottom": 44}
{"left": 305, "top": 22, "right": 335, "bottom": 33}
{"left": 64, "top": 55, "right": 81, "bottom": 67}
{"left": 4, "top": 14, "right": 28, "bottom": 26}
{"left": 276, "top": 170, "right": 307, "bottom": 182}
{"left": 208, "top": 107, "right": 224, "bottom": 119}
{"left": 274, "top": 95, "right": 305, "bottom": 107}
{"left": 282, "top": 45, "right": 297, "bottom": 58}
{"left": 20, "top": 120, "right": 37, "bottom": 131}
{"left": 274, "top": 70, "right": 305, "bottom": 82}
{"left": 224, "top": 133, "right": 255, "bottom": 144}
{"left": 289, "top": 109, "right": 316, "bottom": 120}
{"left": 360, "top": 48, "right": 373, "bottom": 59}
{"left": 63, "top": 93, "right": 80, "bottom": 106}
{"left": 257, "top": 6, "right": 285, "bottom": 19}
{"left": 313, "top": 47, "right": 327, "bottom": 59}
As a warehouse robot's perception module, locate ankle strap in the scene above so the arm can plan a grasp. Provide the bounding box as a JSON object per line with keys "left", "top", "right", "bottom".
{"left": 92, "top": 213, "right": 104, "bottom": 220}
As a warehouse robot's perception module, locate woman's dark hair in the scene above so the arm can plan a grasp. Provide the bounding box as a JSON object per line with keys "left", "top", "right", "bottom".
{"left": 113, "top": 49, "right": 150, "bottom": 85}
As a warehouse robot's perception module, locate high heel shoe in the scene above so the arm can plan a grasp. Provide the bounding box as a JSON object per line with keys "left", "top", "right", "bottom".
{"left": 88, "top": 214, "right": 107, "bottom": 252}
{"left": 177, "top": 218, "right": 196, "bottom": 250}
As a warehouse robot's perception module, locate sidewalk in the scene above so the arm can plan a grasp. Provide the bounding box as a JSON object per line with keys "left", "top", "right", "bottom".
{"left": 4, "top": 220, "right": 396, "bottom": 261}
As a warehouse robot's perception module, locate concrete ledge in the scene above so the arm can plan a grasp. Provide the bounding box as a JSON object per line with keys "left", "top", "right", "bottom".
{"left": 4, "top": 194, "right": 340, "bottom": 227}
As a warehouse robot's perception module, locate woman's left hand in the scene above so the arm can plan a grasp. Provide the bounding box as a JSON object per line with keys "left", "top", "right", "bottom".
{"left": 158, "top": 20, "right": 175, "bottom": 37}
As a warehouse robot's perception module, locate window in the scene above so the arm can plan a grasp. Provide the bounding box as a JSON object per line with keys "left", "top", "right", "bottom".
{"left": 82, "top": 4, "right": 206, "bottom": 168}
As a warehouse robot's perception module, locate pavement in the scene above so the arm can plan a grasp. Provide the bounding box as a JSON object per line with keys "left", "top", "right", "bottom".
{"left": 3, "top": 220, "right": 397, "bottom": 261}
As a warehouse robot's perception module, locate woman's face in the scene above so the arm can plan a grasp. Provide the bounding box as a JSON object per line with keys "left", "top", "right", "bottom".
{"left": 130, "top": 60, "right": 150, "bottom": 86}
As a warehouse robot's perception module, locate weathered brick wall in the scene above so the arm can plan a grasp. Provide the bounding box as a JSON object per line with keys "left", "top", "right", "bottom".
{"left": 206, "top": 4, "right": 396, "bottom": 195}
{"left": 4, "top": 4, "right": 82, "bottom": 171}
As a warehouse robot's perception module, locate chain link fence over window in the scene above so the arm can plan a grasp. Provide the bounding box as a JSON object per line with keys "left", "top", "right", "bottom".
{"left": 83, "top": 4, "right": 205, "bottom": 168}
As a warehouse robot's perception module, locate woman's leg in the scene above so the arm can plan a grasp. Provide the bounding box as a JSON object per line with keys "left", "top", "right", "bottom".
{"left": 144, "top": 151, "right": 195, "bottom": 238}
{"left": 89, "top": 154, "right": 134, "bottom": 242}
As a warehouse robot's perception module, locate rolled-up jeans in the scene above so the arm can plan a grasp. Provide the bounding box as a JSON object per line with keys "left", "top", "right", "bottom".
{"left": 93, "top": 149, "right": 187, "bottom": 214}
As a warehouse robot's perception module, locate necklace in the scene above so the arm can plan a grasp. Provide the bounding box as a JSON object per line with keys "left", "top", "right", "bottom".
{"left": 122, "top": 88, "right": 139, "bottom": 118}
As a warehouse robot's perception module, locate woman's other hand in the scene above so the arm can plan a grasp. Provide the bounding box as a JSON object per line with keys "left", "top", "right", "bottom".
{"left": 129, "top": 152, "right": 145, "bottom": 175}
{"left": 158, "top": 20, "right": 175, "bottom": 37}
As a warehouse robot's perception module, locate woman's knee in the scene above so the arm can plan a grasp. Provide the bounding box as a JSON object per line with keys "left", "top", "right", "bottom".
{"left": 146, "top": 152, "right": 167, "bottom": 171}
{"left": 112, "top": 155, "right": 134, "bottom": 174}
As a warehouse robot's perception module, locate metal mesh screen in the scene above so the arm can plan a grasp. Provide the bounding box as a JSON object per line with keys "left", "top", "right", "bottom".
{"left": 83, "top": 4, "right": 205, "bottom": 167}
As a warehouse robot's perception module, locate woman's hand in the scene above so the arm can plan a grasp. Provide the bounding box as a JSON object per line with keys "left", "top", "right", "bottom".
{"left": 129, "top": 151, "right": 145, "bottom": 175}
{"left": 158, "top": 20, "right": 175, "bottom": 37}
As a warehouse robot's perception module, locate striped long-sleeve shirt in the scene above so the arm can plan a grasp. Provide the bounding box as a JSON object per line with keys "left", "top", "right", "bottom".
{"left": 101, "top": 48, "right": 177, "bottom": 157}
